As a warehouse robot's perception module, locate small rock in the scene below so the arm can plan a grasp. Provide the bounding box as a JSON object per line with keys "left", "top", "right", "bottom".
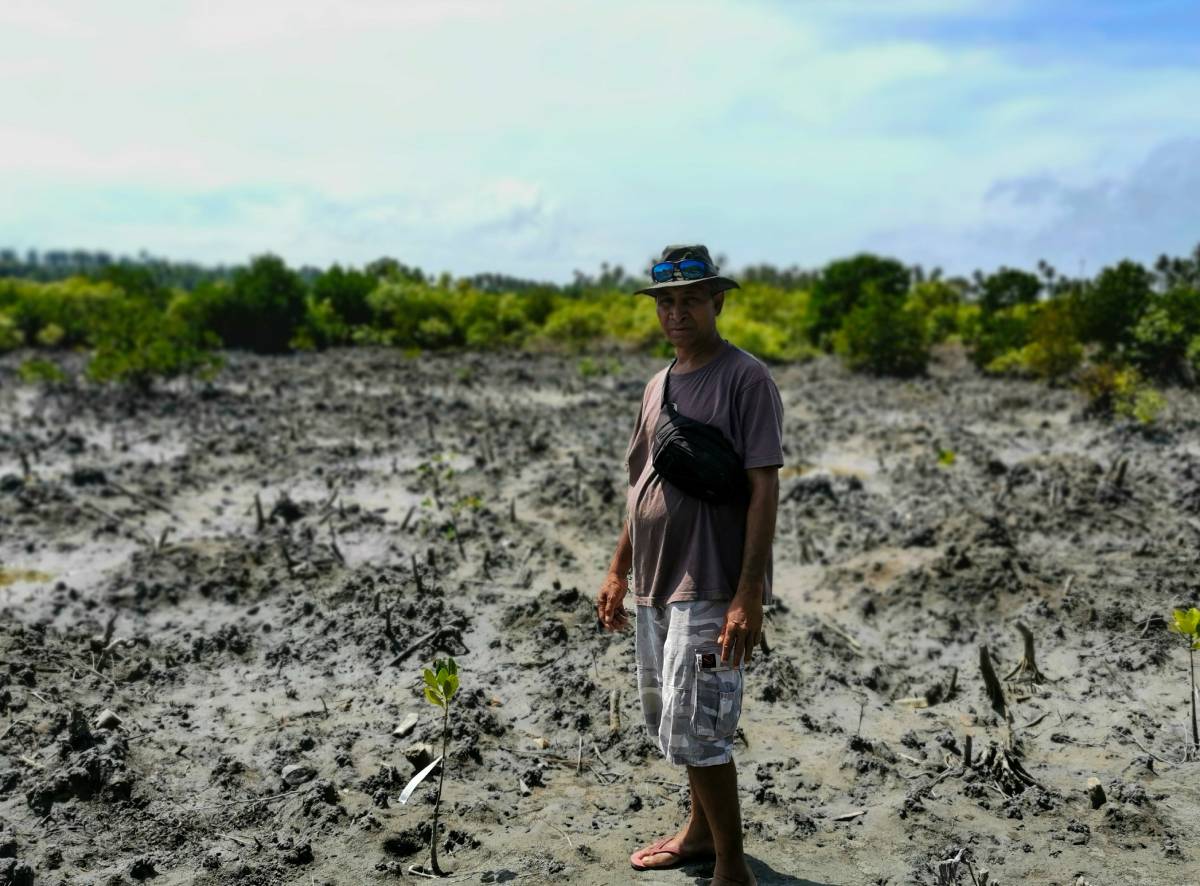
{"left": 69, "top": 466, "right": 107, "bottom": 487}
{"left": 404, "top": 743, "right": 434, "bottom": 771}
{"left": 287, "top": 842, "right": 314, "bottom": 865}
{"left": 1086, "top": 777, "right": 1106, "bottom": 809}
{"left": 281, "top": 764, "right": 315, "bottom": 786}
{"left": 276, "top": 835, "right": 313, "bottom": 865}
{"left": 393, "top": 713, "right": 419, "bottom": 738}
{"left": 95, "top": 709, "right": 122, "bottom": 730}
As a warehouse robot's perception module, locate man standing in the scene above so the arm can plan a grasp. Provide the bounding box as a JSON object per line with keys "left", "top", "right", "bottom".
{"left": 596, "top": 245, "right": 783, "bottom": 886}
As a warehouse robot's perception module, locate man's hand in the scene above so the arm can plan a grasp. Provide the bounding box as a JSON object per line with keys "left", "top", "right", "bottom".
{"left": 719, "top": 582, "right": 764, "bottom": 666}
{"left": 596, "top": 572, "right": 630, "bottom": 631}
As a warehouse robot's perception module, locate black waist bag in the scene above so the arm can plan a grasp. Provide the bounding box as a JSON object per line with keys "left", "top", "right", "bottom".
{"left": 650, "top": 358, "right": 749, "bottom": 505}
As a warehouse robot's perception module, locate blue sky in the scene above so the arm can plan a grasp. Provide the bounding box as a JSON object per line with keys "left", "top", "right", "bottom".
{"left": 1, "top": 0, "right": 1198, "bottom": 281}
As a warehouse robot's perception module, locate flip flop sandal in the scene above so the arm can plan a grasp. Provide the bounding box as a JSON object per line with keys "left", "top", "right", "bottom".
{"left": 629, "top": 836, "right": 715, "bottom": 872}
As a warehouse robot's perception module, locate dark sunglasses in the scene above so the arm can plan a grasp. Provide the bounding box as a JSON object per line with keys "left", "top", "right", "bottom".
{"left": 651, "top": 258, "right": 716, "bottom": 283}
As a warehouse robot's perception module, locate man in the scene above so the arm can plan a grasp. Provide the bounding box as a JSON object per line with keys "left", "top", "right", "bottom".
{"left": 596, "top": 245, "right": 783, "bottom": 886}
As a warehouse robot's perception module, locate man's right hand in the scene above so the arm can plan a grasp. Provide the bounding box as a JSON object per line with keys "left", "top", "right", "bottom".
{"left": 596, "top": 572, "right": 630, "bottom": 631}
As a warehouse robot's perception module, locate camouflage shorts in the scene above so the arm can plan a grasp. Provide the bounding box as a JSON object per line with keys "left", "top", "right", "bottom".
{"left": 635, "top": 601, "right": 743, "bottom": 767}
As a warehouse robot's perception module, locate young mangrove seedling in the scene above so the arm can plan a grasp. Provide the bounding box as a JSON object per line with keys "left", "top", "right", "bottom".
{"left": 1169, "top": 607, "right": 1200, "bottom": 755}
{"left": 420, "top": 657, "right": 460, "bottom": 876}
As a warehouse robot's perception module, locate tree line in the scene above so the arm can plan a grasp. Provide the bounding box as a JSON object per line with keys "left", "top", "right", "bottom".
{"left": 2, "top": 246, "right": 1199, "bottom": 422}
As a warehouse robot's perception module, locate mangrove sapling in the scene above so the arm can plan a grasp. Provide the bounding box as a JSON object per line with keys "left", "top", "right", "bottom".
{"left": 401, "top": 657, "right": 460, "bottom": 877}
{"left": 1168, "top": 608, "right": 1200, "bottom": 756}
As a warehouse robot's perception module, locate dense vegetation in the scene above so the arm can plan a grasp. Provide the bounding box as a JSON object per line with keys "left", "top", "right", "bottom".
{"left": 3, "top": 245, "right": 1199, "bottom": 421}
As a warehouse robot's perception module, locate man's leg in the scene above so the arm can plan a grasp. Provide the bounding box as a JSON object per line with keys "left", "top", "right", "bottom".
{"left": 631, "top": 766, "right": 715, "bottom": 868}
{"left": 631, "top": 604, "right": 715, "bottom": 869}
{"left": 633, "top": 600, "right": 752, "bottom": 878}
{"left": 688, "top": 760, "right": 755, "bottom": 885}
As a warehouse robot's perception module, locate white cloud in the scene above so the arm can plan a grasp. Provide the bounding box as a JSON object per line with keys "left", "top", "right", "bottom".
{"left": 0, "top": 0, "right": 1197, "bottom": 277}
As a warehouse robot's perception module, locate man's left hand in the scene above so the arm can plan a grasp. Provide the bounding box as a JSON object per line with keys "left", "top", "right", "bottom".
{"left": 718, "top": 583, "right": 763, "bottom": 666}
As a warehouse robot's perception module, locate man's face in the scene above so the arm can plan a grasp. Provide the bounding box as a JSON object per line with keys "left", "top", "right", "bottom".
{"left": 654, "top": 283, "right": 724, "bottom": 348}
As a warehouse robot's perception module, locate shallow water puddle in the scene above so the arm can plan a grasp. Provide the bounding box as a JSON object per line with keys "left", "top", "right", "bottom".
{"left": 0, "top": 566, "right": 52, "bottom": 586}
{"left": 784, "top": 443, "right": 888, "bottom": 493}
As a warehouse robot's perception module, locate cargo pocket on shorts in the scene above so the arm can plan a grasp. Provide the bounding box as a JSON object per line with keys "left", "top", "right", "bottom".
{"left": 690, "top": 652, "right": 742, "bottom": 740}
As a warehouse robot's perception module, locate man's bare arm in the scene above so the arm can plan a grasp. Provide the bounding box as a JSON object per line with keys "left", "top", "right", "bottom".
{"left": 736, "top": 467, "right": 779, "bottom": 597}
{"left": 596, "top": 519, "right": 632, "bottom": 631}
{"left": 719, "top": 466, "right": 779, "bottom": 664}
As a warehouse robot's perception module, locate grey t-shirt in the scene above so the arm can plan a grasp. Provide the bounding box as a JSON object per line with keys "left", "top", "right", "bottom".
{"left": 624, "top": 338, "right": 785, "bottom": 608}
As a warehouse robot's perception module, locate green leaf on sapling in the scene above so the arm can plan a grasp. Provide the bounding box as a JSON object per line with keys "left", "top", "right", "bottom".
{"left": 424, "top": 686, "right": 444, "bottom": 708}
{"left": 1171, "top": 608, "right": 1200, "bottom": 636}
{"left": 444, "top": 674, "right": 459, "bottom": 700}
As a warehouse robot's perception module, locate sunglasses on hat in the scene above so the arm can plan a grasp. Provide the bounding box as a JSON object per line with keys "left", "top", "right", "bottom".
{"left": 650, "top": 258, "right": 717, "bottom": 283}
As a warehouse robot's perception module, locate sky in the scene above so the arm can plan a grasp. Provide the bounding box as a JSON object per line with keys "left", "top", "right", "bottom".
{"left": 1, "top": 0, "right": 1198, "bottom": 282}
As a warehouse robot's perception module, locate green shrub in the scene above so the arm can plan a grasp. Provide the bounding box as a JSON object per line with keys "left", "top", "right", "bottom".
{"left": 368, "top": 280, "right": 461, "bottom": 349}
{"left": 291, "top": 296, "right": 351, "bottom": 351}
{"left": 578, "top": 356, "right": 621, "bottom": 377}
{"left": 312, "top": 264, "right": 374, "bottom": 326}
{"left": 540, "top": 299, "right": 610, "bottom": 351}
{"left": 416, "top": 316, "right": 456, "bottom": 349}
{"left": 720, "top": 283, "right": 814, "bottom": 361}
{"left": 1188, "top": 335, "right": 1200, "bottom": 380}
{"left": 906, "top": 280, "right": 965, "bottom": 344}
{"left": 807, "top": 254, "right": 909, "bottom": 348}
{"left": 952, "top": 302, "right": 982, "bottom": 345}
{"left": 1077, "top": 363, "right": 1164, "bottom": 424}
{"left": 1128, "top": 286, "right": 1200, "bottom": 384}
{"left": 984, "top": 300, "right": 1082, "bottom": 380}
{"left": 0, "top": 312, "right": 21, "bottom": 351}
{"left": 35, "top": 323, "right": 65, "bottom": 348}
{"left": 966, "top": 302, "right": 1037, "bottom": 370}
{"left": 86, "top": 298, "right": 223, "bottom": 390}
{"left": 451, "top": 289, "right": 532, "bottom": 349}
{"left": 1074, "top": 260, "right": 1154, "bottom": 354}
{"left": 191, "top": 254, "right": 307, "bottom": 353}
{"left": 18, "top": 358, "right": 67, "bottom": 384}
{"left": 978, "top": 267, "right": 1041, "bottom": 314}
{"left": 90, "top": 264, "right": 172, "bottom": 309}
{"left": 0, "top": 277, "right": 122, "bottom": 346}
{"left": 834, "top": 283, "right": 928, "bottom": 377}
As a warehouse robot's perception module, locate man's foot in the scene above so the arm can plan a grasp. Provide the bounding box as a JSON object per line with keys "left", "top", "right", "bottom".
{"left": 629, "top": 831, "right": 716, "bottom": 871}
{"left": 709, "top": 858, "right": 757, "bottom": 885}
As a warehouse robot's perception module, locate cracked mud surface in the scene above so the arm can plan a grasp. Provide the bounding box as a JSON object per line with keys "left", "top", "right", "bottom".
{"left": 2, "top": 345, "right": 1199, "bottom": 885}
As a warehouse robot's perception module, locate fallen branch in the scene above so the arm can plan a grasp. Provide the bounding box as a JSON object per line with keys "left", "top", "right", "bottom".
{"left": 195, "top": 788, "right": 305, "bottom": 811}
{"left": 820, "top": 617, "right": 864, "bottom": 654}
{"left": 107, "top": 480, "right": 176, "bottom": 517}
{"left": 387, "top": 627, "right": 467, "bottom": 667}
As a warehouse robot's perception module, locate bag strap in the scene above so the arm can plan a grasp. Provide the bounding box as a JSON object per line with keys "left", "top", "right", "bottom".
{"left": 661, "top": 358, "right": 678, "bottom": 411}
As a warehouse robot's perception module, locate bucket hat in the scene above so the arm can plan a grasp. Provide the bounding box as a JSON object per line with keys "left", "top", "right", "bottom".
{"left": 634, "top": 244, "right": 740, "bottom": 297}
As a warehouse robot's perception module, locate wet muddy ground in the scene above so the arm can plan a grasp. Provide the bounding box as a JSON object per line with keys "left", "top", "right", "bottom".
{"left": 2, "top": 344, "right": 1199, "bottom": 886}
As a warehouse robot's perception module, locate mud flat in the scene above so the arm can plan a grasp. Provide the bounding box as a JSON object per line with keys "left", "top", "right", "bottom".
{"left": 1, "top": 345, "right": 1199, "bottom": 886}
